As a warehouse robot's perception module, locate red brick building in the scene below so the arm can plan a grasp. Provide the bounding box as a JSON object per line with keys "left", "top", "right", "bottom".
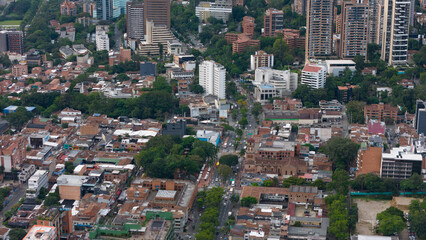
{"left": 364, "top": 103, "right": 398, "bottom": 124}
{"left": 242, "top": 16, "right": 255, "bottom": 37}
{"left": 60, "top": 0, "right": 77, "bottom": 16}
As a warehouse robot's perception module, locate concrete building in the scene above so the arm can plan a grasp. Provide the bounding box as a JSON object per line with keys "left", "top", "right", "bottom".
{"left": 254, "top": 67, "right": 298, "bottom": 96}
{"left": 138, "top": 20, "right": 176, "bottom": 56}
{"left": 242, "top": 16, "right": 255, "bottom": 37}
{"left": 301, "top": 63, "right": 327, "bottom": 89}
{"left": 167, "top": 40, "right": 182, "bottom": 55}
{"left": 250, "top": 51, "right": 274, "bottom": 70}
{"left": 263, "top": 8, "right": 284, "bottom": 37}
{"left": 96, "top": 27, "right": 110, "bottom": 51}
{"left": 195, "top": 0, "right": 233, "bottom": 23}
{"left": 364, "top": 103, "right": 398, "bottom": 123}
{"left": 305, "top": 0, "right": 333, "bottom": 61}
{"left": 57, "top": 175, "right": 89, "bottom": 200}
{"left": 126, "top": 1, "right": 144, "bottom": 40}
{"left": 381, "top": 146, "right": 423, "bottom": 179}
{"left": 414, "top": 100, "right": 426, "bottom": 135}
{"left": 325, "top": 59, "right": 356, "bottom": 76}
{"left": 380, "top": 0, "right": 410, "bottom": 65}
{"left": 60, "top": 0, "right": 77, "bottom": 16}
{"left": 12, "top": 64, "right": 28, "bottom": 77}
{"left": 144, "top": 0, "right": 170, "bottom": 34}
{"left": 96, "top": 0, "right": 113, "bottom": 20}
{"left": 24, "top": 225, "right": 56, "bottom": 240}
{"left": 162, "top": 119, "right": 187, "bottom": 137}
{"left": 254, "top": 84, "right": 277, "bottom": 104}
{"left": 340, "top": 0, "right": 369, "bottom": 59}
{"left": 27, "top": 170, "right": 49, "bottom": 198}
{"left": 199, "top": 60, "right": 226, "bottom": 99}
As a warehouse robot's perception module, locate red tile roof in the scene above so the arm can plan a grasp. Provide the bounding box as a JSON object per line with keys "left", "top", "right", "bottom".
{"left": 303, "top": 64, "right": 322, "bottom": 73}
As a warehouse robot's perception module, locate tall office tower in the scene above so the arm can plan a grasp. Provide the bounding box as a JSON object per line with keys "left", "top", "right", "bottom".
{"left": 144, "top": 0, "right": 170, "bottom": 34}
{"left": 367, "top": 0, "right": 380, "bottom": 43}
{"left": 262, "top": 8, "right": 284, "bottom": 37}
{"left": 292, "top": 0, "right": 307, "bottom": 15}
{"left": 305, "top": 0, "right": 333, "bottom": 61}
{"left": 7, "top": 31, "right": 24, "bottom": 54}
{"left": 126, "top": 1, "right": 144, "bottom": 39}
{"left": 199, "top": 60, "right": 226, "bottom": 99}
{"left": 340, "top": 0, "right": 369, "bottom": 59}
{"left": 380, "top": 0, "right": 410, "bottom": 65}
{"left": 415, "top": 100, "right": 426, "bottom": 135}
{"left": 96, "top": 0, "right": 113, "bottom": 20}
{"left": 113, "top": 0, "right": 127, "bottom": 18}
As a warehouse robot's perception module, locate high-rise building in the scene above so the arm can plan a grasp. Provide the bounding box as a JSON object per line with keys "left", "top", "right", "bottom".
{"left": 242, "top": 16, "right": 255, "bottom": 37}
{"left": 60, "top": 0, "right": 77, "bottom": 16}
{"left": 340, "top": 0, "right": 369, "bottom": 59}
{"left": 96, "top": 0, "right": 113, "bottom": 20}
{"left": 415, "top": 100, "right": 426, "bottom": 135}
{"left": 250, "top": 51, "right": 274, "bottom": 70}
{"left": 83, "top": 1, "right": 96, "bottom": 17}
{"left": 380, "top": 0, "right": 410, "bottom": 65}
{"left": 292, "top": 0, "right": 307, "bottom": 15}
{"left": 368, "top": 0, "right": 380, "bottom": 43}
{"left": 144, "top": 0, "right": 170, "bottom": 34}
{"left": 301, "top": 63, "right": 327, "bottom": 89}
{"left": 199, "top": 60, "right": 226, "bottom": 99}
{"left": 305, "top": 0, "right": 333, "bottom": 61}
{"left": 96, "top": 26, "right": 110, "bottom": 51}
{"left": 126, "top": 1, "right": 144, "bottom": 40}
{"left": 7, "top": 31, "right": 24, "bottom": 55}
{"left": 263, "top": 8, "right": 283, "bottom": 37}
{"left": 112, "top": 0, "right": 127, "bottom": 18}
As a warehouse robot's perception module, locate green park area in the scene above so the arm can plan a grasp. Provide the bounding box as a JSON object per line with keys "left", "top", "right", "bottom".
{"left": 0, "top": 20, "right": 22, "bottom": 25}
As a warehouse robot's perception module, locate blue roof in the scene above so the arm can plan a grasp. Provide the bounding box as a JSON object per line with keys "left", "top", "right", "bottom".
{"left": 259, "top": 84, "right": 275, "bottom": 90}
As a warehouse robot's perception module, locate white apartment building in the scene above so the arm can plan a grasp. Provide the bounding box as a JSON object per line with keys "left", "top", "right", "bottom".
{"left": 27, "top": 170, "right": 48, "bottom": 198}
{"left": 195, "top": 0, "right": 232, "bottom": 23}
{"left": 301, "top": 63, "right": 327, "bottom": 89}
{"left": 254, "top": 67, "right": 298, "bottom": 96}
{"left": 96, "top": 30, "right": 110, "bottom": 51}
{"left": 199, "top": 60, "right": 226, "bottom": 99}
{"left": 380, "top": 0, "right": 410, "bottom": 65}
{"left": 250, "top": 51, "right": 274, "bottom": 70}
{"left": 325, "top": 60, "right": 356, "bottom": 77}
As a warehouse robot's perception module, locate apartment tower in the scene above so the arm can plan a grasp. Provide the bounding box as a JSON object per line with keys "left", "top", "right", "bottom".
{"left": 340, "top": 0, "right": 369, "bottom": 59}
{"left": 199, "top": 60, "right": 226, "bottom": 99}
{"left": 263, "top": 8, "right": 284, "bottom": 37}
{"left": 144, "top": 0, "right": 170, "bottom": 34}
{"left": 126, "top": 1, "right": 144, "bottom": 40}
{"left": 305, "top": 0, "right": 334, "bottom": 61}
{"left": 380, "top": 0, "right": 410, "bottom": 65}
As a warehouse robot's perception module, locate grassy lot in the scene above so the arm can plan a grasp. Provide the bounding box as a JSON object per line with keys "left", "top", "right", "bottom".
{"left": 0, "top": 20, "right": 22, "bottom": 25}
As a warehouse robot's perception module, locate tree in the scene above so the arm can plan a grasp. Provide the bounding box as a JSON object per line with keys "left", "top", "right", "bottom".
{"left": 238, "top": 117, "right": 248, "bottom": 128}
{"left": 251, "top": 102, "right": 262, "bottom": 119}
{"left": 353, "top": 55, "right": 365, "bottom": 71}
{"left": 327, "top": 169, "right": 350, "bottom": 195}
{"left": 282, "top": 176, "right": 308, "bottom": 188}
{"left": 65, "top": 161, "right": 75, "bottom": 174}
{"left": 378, "top": 215, "right": 405, "bottom": 236}
{"left": 217, "top": 165, "right": 233, "bottom": 181}
{"left": 346, "top": 101, "right": 366, "bottom": 124}
{"left": 400, "top": 173, "right": 425, "bottom": 192}
{"left": 409, "top": 199, "right": 426, "bottom": 239}
{"left": 322, "top": 137, "right": 359, "bottom": 170}
{"left": 219, "top": 154, "right": 239, "bottom": 167}
{"left": 241, "top": 196, "right": 258, "bottom": 207}
{"left": 9, "top": 228, "right": 27, "bottom": 240}
{"left": 6, "top": 106, "right": 33, "bottom": 129}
